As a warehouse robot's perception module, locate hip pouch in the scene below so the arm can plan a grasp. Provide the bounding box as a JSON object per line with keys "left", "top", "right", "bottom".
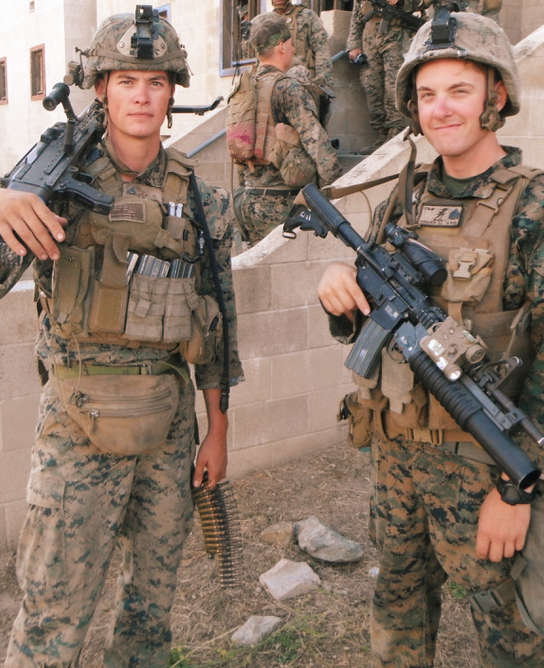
{"left": 338, "top": 391, "right": 373, "bottom": 449}
{"left": 58, "top": 374, "right": 179, "bottom": 456}
{"left": 270, "top": 123, "right": 316, "bottom": 188}
{"left": 180, "top": 293, "right": 222, "bottom": 365}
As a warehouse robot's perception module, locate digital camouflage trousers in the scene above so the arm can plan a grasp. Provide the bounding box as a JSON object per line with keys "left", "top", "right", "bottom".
{"left": 4, "top": 377, "right": 197, "bottom": 668}
{"left": 368, "top": 435, "right": 544, "bottom": 667}
{"left": 360, "top": 20, "right": 411, "bottom": 138}
{"left": 233, "top": 188, "right": 296, "bottom": 247}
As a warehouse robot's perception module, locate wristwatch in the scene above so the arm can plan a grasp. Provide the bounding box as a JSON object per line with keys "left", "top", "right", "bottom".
{"left": 496, "top": 477, "right": 537, "bottom": 506}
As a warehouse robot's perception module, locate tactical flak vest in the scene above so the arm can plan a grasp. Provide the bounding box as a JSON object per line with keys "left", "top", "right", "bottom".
{"left": 360, "top": 164, "right": 542, "bottom": 442}
{"left": 41, "top": 148, "right": 204, "bottom": 349}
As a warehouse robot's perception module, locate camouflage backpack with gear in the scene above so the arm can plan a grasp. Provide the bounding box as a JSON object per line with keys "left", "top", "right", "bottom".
{"left": 66, "top": 5, "right": 190, "bottom": 90}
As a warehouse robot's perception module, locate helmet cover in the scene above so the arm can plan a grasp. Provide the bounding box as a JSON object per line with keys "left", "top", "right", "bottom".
{"left": 74, "top": 5, "right": 190, "bottom": 90}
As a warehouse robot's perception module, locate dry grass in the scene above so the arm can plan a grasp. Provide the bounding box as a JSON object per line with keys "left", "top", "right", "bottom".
{"left": 1, "top": 444, "right": 479, "bottom": 667}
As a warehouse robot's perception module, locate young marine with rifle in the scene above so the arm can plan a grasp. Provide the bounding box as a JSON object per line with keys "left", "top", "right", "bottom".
{"left": 0, "top": 5, "right": 243, "bottom": 666}
{"left": 289, "top": 5, "right": 544, "bottom": 666}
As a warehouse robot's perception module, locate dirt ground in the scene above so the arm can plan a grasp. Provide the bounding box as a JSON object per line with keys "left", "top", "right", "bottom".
{"left": 0, "top": 444, "right": 479, "bottom": 667}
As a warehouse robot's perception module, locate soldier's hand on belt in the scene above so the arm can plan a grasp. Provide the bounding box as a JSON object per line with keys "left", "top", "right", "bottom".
{"left": 0, "top": 189, "right": 67, "bottom": 261}
{"left": 318, "top": 261, "right": 371, "bottom": 320}
{"left": 476, "top": 487, "right": 531, "bottom": 562}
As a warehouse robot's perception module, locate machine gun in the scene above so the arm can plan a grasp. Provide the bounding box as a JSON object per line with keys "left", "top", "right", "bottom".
{"left": 284, "top": 183, "right": 544, "bottom": 490}
{"left": 367, "top": 0, "right": 426, "bottom": 34}
{"left": 1, "top": 82, "right": 113, "bottom": 214}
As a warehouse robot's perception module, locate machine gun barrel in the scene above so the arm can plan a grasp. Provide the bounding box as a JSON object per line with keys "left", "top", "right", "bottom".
{"left": 284, "top": 183, "right": 542, "bottom": 489}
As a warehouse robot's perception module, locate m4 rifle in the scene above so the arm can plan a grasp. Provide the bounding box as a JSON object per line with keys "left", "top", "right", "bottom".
{"left": 284, "top": 183, "right": 543, "bottom": 490}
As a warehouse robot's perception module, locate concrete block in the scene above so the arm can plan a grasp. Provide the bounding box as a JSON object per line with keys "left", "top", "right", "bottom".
{"left": 271, "top": 351, "right": 312, "bottom": 399}
{"left": 270, "top": 262, "right": 325, "bottom": 310}
{"left": 227, "top": 426, "right": 345, "bottom": 479}
{"left": 0, "top": 345, "right": 42, "bottom": 401}
{"left": 0, "top": 286, "right": 38, "bottom": 344}
{"left": 308, "top": 306, "right": 337, "bottom": 349}
{"left": 308, "top": 345, "right": 345, "bottom": 390}
{"left": 232, "top": 265, "right": 272, "bottom": 315}
{"left": 0, "top": 450, "right": 31, "bottom": 504}
{"left": 309, "top": 385, "right": 348, "bottom": 433}
{"left": 0, "top": 394, "right": 40, "bottom": 453}
{"left": 237, "top": 308, "right": 308, "bottom": 360}
{"left": 229, "top": 357, "right": 272, "bottom": 406}
{"left": 307, "top": 232, "right": 353, "bottom": 262}
{"left": 231, "top": 394, "right": 308, "bottom": 449}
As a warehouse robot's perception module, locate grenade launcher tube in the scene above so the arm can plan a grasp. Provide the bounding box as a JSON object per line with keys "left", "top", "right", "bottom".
{"left": 403, "top": 337, "right": 540, "bottom": 489}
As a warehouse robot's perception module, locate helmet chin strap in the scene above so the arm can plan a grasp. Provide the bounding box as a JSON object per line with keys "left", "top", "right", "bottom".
{"left": 480, "top": 67, "right": 505, "bottom": 131}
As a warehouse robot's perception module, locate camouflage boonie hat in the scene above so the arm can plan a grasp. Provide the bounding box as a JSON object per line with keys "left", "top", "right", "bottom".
{"left": 74, "top": 5, "right": 190, "bottom": 90}
{"left": 249, "top": 13, "right": 291, "bottom": 55}
{"left": 396, "top": 11, "right": 520, "bottom": 120}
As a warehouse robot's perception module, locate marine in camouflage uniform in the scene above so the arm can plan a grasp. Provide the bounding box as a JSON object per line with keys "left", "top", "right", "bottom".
{"left": 320, "top": 10, "right": 544, "bottom": 667}
{"left": 0, "top": 7, "right": 243, "bottom": 668}
{"left": 271, "top": 0, "right": 333, "bottom": 89}
{"left": 233, "top": 13, "right": 340, "bottom": 247}
{"left": 346, "top": 0, "right": 425, "bottom": 145}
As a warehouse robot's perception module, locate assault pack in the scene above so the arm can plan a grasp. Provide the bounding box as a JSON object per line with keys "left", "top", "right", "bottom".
{"left": 226, "top": 67, "right": 317, "bottom": 187}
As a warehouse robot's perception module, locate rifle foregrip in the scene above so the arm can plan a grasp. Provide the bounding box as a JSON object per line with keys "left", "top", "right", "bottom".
{"left": 409, "top": 348, "right": 540, "bottom": 489}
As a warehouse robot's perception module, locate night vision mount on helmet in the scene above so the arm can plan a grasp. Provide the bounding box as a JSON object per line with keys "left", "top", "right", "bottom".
{"left": 65, "top": 4, "right": 191, "bottom": 90}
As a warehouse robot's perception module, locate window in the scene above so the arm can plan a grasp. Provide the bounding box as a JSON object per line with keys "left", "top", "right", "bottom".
{"left": 30, "top": 44, "right": 45, "bottom": 100}
{"left": 0, "top": 58, "right": 7, "bottom": 105}
{"left": 221, "top": 1, "right": 266, "bottom": 75}
{"left": 221, "top": 1, "right": 352, "bottom": 76}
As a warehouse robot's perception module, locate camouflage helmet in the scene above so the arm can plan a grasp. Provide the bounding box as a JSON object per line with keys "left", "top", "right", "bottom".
{"left": 396, "top": 10, "right": 520, "bottom": 129}
{"left": 71, "top": 5, "right": 190, "bottom": 90}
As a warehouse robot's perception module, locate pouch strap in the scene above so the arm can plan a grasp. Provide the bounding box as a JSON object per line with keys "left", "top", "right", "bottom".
{"left": 469, "top": 578, "right": 516, "bottom": 614}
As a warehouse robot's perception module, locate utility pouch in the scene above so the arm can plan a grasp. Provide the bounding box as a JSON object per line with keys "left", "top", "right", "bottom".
{"left": 164, "top": 278, "right": 194, "bottom": 343}
{"left": 512, "top": 487, "right": 544, "bottom": 635}
{"left": 88, "top": 234, "right": 130, "bottom": 334}
{"left": 180, "top": 292, "right": 222, "bottom": 365}
{"left": 271, "top": 123, "right": 316, "bottom": 188}
{"left": 441, "top": 247, "right": 494, "bottom": 306}
{"left": 58, "top": 374, "right": 179, "bottom": 455}
{"left": 125, "top": 274, "right": 169, "bottom": 341}
{"left": 338, "top": 391, "right": 373, "bottom": 449}
{"left": 52, "top": 245, "right": 95, "bottom": 336}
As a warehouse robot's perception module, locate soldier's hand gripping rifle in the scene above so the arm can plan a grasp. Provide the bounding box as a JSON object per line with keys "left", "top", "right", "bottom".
{"left": 284, "top": 183, "right": 543, "bottom": 490}
{"left": 0, "top": 82, "right": 113, "bottom": 298}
